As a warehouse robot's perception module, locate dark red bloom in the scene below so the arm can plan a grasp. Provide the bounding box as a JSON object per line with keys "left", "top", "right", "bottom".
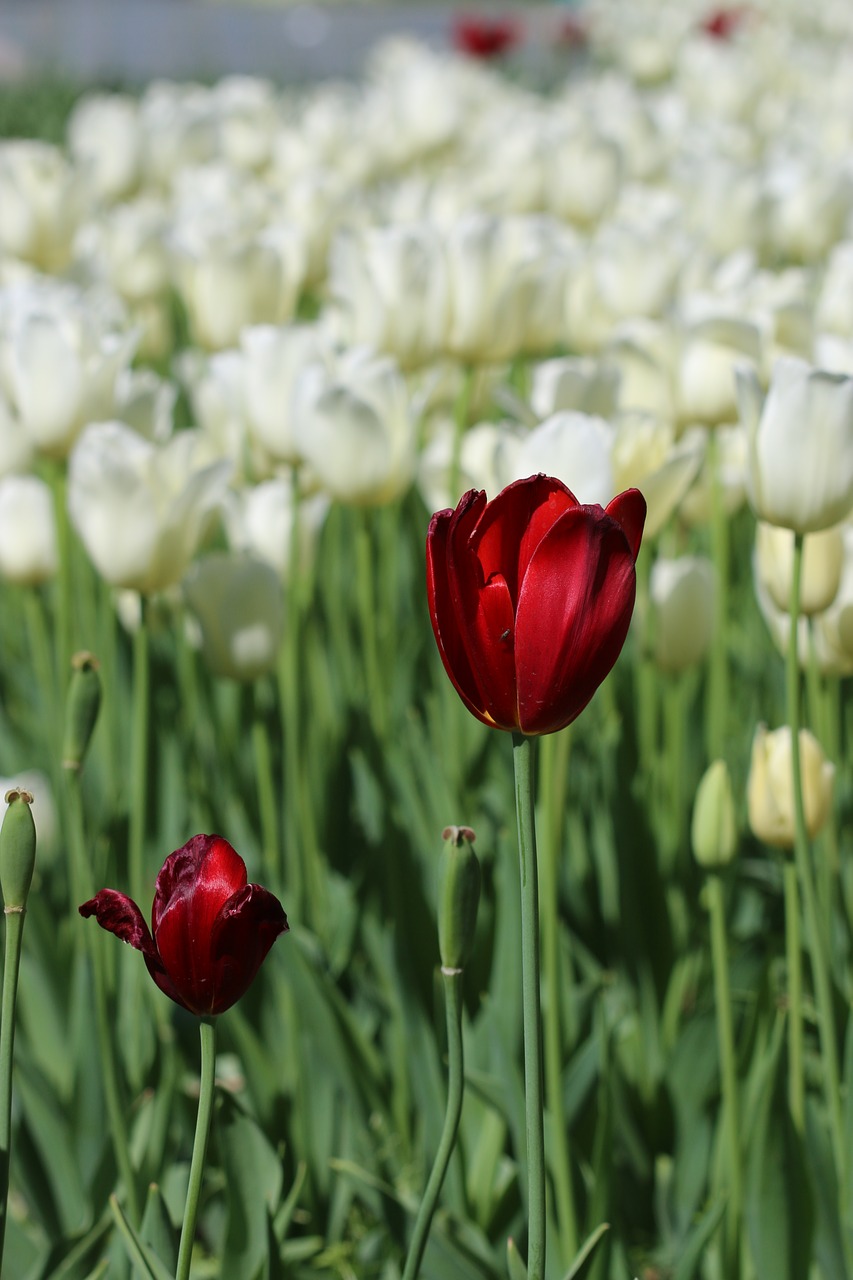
{"left": 79, "top": 834, "right": 288, "bottom": 1016}
{"left": 452, "top": 15, "right": 522, "bottom": 59}
{"left": 700, "top": 6, "right": 751, "bottom": 39}
{"left": 426, "top": 475, "right": 646, "bottom": 736}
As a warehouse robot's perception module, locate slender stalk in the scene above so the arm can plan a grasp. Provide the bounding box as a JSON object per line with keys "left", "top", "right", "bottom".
{"left": 782, "top": 858, "right": 804, "bottom": 1134}
{"left": 512, "top": 732, "right": 546, "bottom": 1280}
{"left": 706, "top": 873, "right": 741, "bottom": 1279}
{"left": 706, "top": 431, "right": 730, "bottom": 762}
{"left": 251, "top": 683, "right": 278, "bottom": 884}
{"left": 538, "top": 729, "right": 578, "bottom": 1265}
{"left": 356, "top": 513, "right": 387, "bottom": 736}
{"left": 176, "top": 1017, "right": 217, "bottom": 1280}
{"left": 67, "top": 770, "right": 142, "bottom": 1223}
{"left": 786, "top": 534, "right": 845, "bottom": 1197}
{"left": 128, "top": 609, "right": 150, "bottom": 905}
{"left": 0, "top": 909, "right": 25, "bottom": 1267}
{"left": 401, "top": 971, "right": 465, "bottom": 1280}
{"left": 48, "top": 462, "right": 74, "bottom": 691}
{"left": 23, "top": 588, "right": 58, "bottom": 764}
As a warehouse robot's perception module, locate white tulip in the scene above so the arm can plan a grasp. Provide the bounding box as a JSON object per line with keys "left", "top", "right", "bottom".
{"left": 650, "top": 555, "right": 716, "bottom": 674}
{"left": 292, "top": 348, "right": 417, "bottom": 505}
{"left": 754, "top": 521, "right": 844, "bottom": 617}
{"left": 514, "top": 412, "right": 614, "bottom": 507}
{"left": 748, "top": 724, "right": 834, "bottom": 850}
{"left": 675, "top": 314, "right": 762, "bottom": 427}
{"left": 67, "top": 422, "right": 231, "bottom": 594}
{"left": 0, "top": 140, "right": 82, "bottom": 272}
{"left": 67, "top": 94, "right": 142, "bottom": 203}
{"left": 611, "top": 415, "right": 705, "bottom": 539}
{"left": 224, "top": 477, "right": 328, "bottom": 579}
{"left": 680, "top": 424, "right": 748, "bottom": 528}
{"left": 0, "top": 475, "right": 57, "bottom": 584}
{"left": 417, "top": 417, "right": 523, "bottom": 513}
{"left": 738, "top": 357, "right": 853, "bottom": 533}
{"left": 530, "top": 356, "right": 620, "bottom": 421}
{"left": 241, "top": 324, "right": 333, "bottom": 464}
{"left": 183, "top": 554, "right": 283, "bottom": 681}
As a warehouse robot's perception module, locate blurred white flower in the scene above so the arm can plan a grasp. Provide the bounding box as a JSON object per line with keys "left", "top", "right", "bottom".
{"left": 224, "top": 476, "right": 329, "bottom": 579}
{"left": 67, "top": 422, "right": 231, "bottom": 593}
{"left": 514, "top": 412, "right": 615, "bottom": 506}
{"left": 530, "top": 356, "right": 621, "bottom": 421}
{"left": 680, "top": 423, "right": 748, "bottom": 527}
{"left": 650, "top": 555, "right": 716, "bottom": 674}
{"left": 754, "top": 521, "right": 844, "bottom": 617}
{"left": 291, "top": 347, "right": 417, "bottom": 505}
{"left": 675, "top": 313, "right": 762, "bottom": 427}
{"left": 611, "top": 414, "right": 705, "bottom": 538}
{"left": 0, "top": 140, "right": 83, "bottom": 272}
{"left": 417, "top": 417, "right": 523, "bottom": 513}
{"left": 241, "top": 323, "right": 333, "bottom": 464}
{"left": 748, "top": 723, "right": 834, "bottom": 849}
{"left": 0, "top": 474, "right": 57, "bottom": 584}
{"left": 184, "top": 553, "right": 284, "bottom": 681}
{"left": 67, "top": 94, "right": 143, "bottom": 203}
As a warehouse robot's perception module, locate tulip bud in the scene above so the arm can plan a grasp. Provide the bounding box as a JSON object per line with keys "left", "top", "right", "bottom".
{"left": 692, "top": 760, "right": 737, "bottom": 869}
{"left": 650, "top": 555, "right": 716, "bottom": 674}
{"left": 754, "top": 521, "right": 843, "bottom": 617}
{"left": 437, "top": 826, "right": 481, "bottom": 972}
{"left": 1, "top": 788, "right": 37, "bottom": 911}
{"left": 62, "top": 651, "right": 102, "bottom": 772}
{"left": 747, "top": 723, "right": 834, "bottom": 850}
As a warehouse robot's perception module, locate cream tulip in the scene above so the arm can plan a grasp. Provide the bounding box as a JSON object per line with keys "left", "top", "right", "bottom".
{"left": 67, "top": 94, "right": 142, "bottom": 203}
{"left": 0, "top": 140, "right": 82, "bottom": 272}
{"left": 224, "top": 477, "right": 329, "bottom": 579}
{"left": 675, "top": 314, "right": 762, "bottom": 427}
{"left": 67, "top": 422, "right": 231, "bottom": 594}
{"left": 611, "top": 415, "right": 705, "bottom": 539}
{"left": 738, "top": 357, "right": 853, "bottom": 534}
{"left": 183, "top": 554, "right": 283, "bottom": 681}
{"left": 0, "top": 475, "right": 58, "bottom": 585}
{"left": 514, "top": 412, "right": 615, "bottom": 507}
{"left": 754, "top": 522, "right": 844, "bottom": 617}
{"left": 650, "top": 555, "right": 716, "bottom": 674}
{"left": 242, "top": 323, "right": 333, "bottom": 464}
{"left": 291, "top": 348, "right": 417, "bottom": 505}
{"left": 747, "top": 724, "right": 834, "bottom": 850}
{"left": 530, "top": 356, "right": 620, "bottom": 421}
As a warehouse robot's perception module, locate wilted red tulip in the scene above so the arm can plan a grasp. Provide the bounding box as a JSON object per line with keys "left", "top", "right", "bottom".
{"left": 426, "top": 474, "right": 645, "bottom": 736}
{"left": 700, "top": 6, "right": 751, "bottom": 39}
{"left": 79, "top": 834, "right": 288, "bottom": 1016}
{"left": 452, "top": 15, "right": 522, "bottom": 59}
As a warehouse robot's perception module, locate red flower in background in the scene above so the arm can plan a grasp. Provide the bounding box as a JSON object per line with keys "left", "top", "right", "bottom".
{"left": 427, "top": 475, "right": 645, "bottom": 736}
{"left": 701, "top": 6, "right": 751, "bottom": 39}
{"left": 452, "top": 15, "right": 522, "bottom": 59}
{"left": 80, "top": 834, "right": 288, "bottom": 1016}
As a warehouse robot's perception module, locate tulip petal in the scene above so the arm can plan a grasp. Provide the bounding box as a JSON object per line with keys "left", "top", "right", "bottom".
{"left": 208, "top": 884, "right": 289, "bottom": 1014}
{"left": 473, "top": 475, "right": 578, "bottom": 604}
{"left": 515, "top": 505, "right": 637, "bottom": 734}
{"left": 427, "top": 495, "right": 497, "bottom": 727}
{"left": 605, "top": 488, "right": 647, "bottom": 560}
{"left": 79, "top": 888, "right": 158, "bottom": 961}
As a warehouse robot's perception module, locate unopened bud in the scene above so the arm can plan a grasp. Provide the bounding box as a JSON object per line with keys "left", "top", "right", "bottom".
{"left": 1, "top": 788, "right": 37, "bottom": 910}
{"left": 62, "top": 651, "right": 102, "bottom": 772}
{"left": 437, "top": 826, "right": 480, "bottom": 972}
{"left": 692, "top": 760, "right": 737, "bottom": 869}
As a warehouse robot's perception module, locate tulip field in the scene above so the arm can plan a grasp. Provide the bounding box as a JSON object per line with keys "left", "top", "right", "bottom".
{"left": 4, "top": 3, "right": 853, "bottom": 1278}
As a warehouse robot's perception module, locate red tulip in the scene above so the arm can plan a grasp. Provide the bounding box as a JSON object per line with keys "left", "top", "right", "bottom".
{"left": 79, "top": 834, "right": 288, "bottom": 1016}
{"left": 426, "top": 475, "right": 646, "bottom": 736}
{"left": 452, "top": 16, "right": 522, "bottom": 59}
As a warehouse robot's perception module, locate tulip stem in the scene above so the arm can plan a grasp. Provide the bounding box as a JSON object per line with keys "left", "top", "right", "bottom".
{"left": 251, "top": 684, "right": 278, "bottom": 884}
{"left": 512, "top": 732, "right": 546, "bottom": 1280}
{"left": 176, "top": 1017, "right": 217, "bottom": 1280}
{"left": 786, "top": 534, "right": 846, "bottom": 1201}
{"left": 539, "top": 728, "right": 579, "bottom": 1266}
{"left": 782, "top": 857, "right": 804, "bottom": 1134}
{"left": 401, "top": 970, "right": 465, "bottom": 1280}
{"left": 356, "top": 514, "right": 387, "bottom": 736}
{"left": 129, "top": 609, "right": 150, "bottom": 905}
{"left": 706, "top": 431, "right": 730, "bottom": 762}
{"left": 0, "top": 908, "right": 26, "bottom": 1269}
{"left": 706, "top": 872, "right": 741, "bottom": 1280}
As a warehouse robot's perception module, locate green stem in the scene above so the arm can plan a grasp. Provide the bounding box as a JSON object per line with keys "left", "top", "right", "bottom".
{"left": 355, "top": 513, "right": 387, "bottom": 736}
{"left": 67, "top": 771, "right": 141, "bottom": 1222}
{"left": 706, "top": 431, "right": 730, "bottom": 762}
{"left": 24, "top": 588, "right": 58, "bottom": 766}
{"left": 538, "top": 729, "right": 578, "bottom": 1266}
{"left": 176, "top": 1018, "right": 217, "bottom": 1280}
{"left": 706, "top": 873, "right": 741, "bottom": 1279}
{"left": 512, "top": 732, "right": 546, "bottom": 1280}
{"left": 786, "top": 534, "right": 846, "bottom": 1201}
{"left": 251, "top": 684, "right": 278, "bottom": 884}
{"left": 782, "top": 858, "right": 804, "bottom": 1134}
{"left": 401, "top": 971, "right": 465, "bottom": 1280}
{"left": 128, "top": 610, "right": 150, "bottom": 905}
{"left": 48, "top": 462, "right": 73, "bottom": 691}
{"left": 0, "top": 909, "right": 25, "bottom": 1268}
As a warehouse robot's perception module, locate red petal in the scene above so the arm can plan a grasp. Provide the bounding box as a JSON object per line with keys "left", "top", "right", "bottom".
{"left": 472, "top": 475, "right": 578, "bottom": 606}
{"left": 207, "top": 884, "right": 289, "bottom": 1014}
{"left": 79, "top": 889, "right": 158, "bottom": 961}
{"left": 514, "top": 505, "right": 638, "bottom": 734}
{"left": 427, "top": 494, "right": 496, "bottom": 727}
{"left": 604, "top": 488, "right": 646, "bottom": 562}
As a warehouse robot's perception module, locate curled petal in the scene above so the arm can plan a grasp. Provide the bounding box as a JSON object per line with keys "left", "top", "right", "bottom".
{"left": 79, "top": 888, "right": 158, "bottom": 961}
{"left": 605, "top": 488, "right": 647, "bottom": 560}
{"left": 209, "top": 884, "right": 290, "bottom": 1014}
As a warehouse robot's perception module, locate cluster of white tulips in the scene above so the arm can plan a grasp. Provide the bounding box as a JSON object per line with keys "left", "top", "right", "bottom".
{"left": 1, "top": 0, "right": 853, "bottom": 690}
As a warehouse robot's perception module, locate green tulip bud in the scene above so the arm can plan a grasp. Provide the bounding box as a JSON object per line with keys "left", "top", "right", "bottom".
{"left": 437, "top": 826, "right": 481, "bottom": 972}
{"left": 1, "top": 788, "right": 37, "bottom": 910}
{"left": 62, "top": 651, "right": 102, "bottom": 772}
{"left": 692, "top": 760, "right": 738, "bottom": 869}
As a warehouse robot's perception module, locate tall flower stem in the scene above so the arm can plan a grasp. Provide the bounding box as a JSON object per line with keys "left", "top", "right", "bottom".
{"left": 251, "top": 683, "right": 278, "bottom": 885}
{"left": 512, "top": 732, "right": 546, "bottom": 1280}
{"left": 786, "top": 534, "right": 845, "bottom": 1197}
{"left": 176, "top": 1017, "right": 217, "bottom": 1280}
{"left": 401, "top": 970, "right": 465, "bottom": 1280}
{"left": 782, "top": 858, "right": 804, "bottom": 1134}
{"left": 356, "top": 512, "right": 387, "bottom": 737}
{"left": 706, "top": 431, "right": 730, "bottom": 761}
{"left": 128, "top": 609, "right": 150, "bottom": 905}
{"left": 0, "top": 908, "right": 25, "bottom": 1267}
{"left": 539, "top": 728, "right": 578, "bottom": 1266}
{"left": 706, "top": 872, "right": 741, "bottom": 1280}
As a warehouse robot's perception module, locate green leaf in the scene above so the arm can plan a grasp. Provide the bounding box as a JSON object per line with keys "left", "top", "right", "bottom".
{"left": 138, "top": 1183, "right": 177, "bottom": 1275}
{"left": 507, "top": 1237, "right": 529, "bottom": 1280}
{"left": 218, "top": 1092, "right": 284, "bottom": 1279}
{"left": 671, "top": 1198, "right": 727, "bottom": 1280}
{"left": 562, "top": 1221, "right": 610, "bottom": 1280}
{"left": 108, "top": 1195, "right": 174, "bottom": 1280}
